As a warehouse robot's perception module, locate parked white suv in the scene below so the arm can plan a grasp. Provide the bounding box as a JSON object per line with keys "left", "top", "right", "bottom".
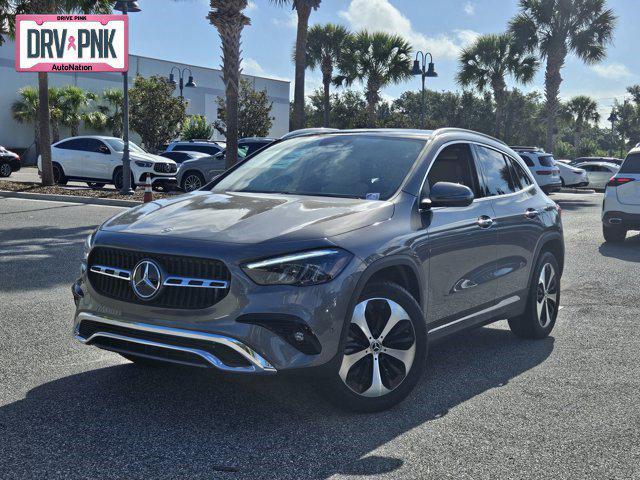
{"left": 39, "top": 136, "right": 177, "bottom": 190}
{"left": 512, "top": 147, "right": 562, "bottom": 193}
{"left": 602, "top": 148, "right": 640, "bottom": 242}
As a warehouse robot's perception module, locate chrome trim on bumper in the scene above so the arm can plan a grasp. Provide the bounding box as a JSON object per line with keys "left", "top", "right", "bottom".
{"left": 90, "top": 265, "right": 131, "bottom": 281}
{"left": 90, "top": 265, "right": 229, "bottom": 289}
{"left": 74, "top": 313, "right": 276, "bottom": 374}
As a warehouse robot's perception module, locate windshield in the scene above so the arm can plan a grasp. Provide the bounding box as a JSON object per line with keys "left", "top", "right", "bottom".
{"left": 212, "top": 134, "right": 426, "bottom": 200}
{"left": 104, "top": 138, "right": 146, "bottom": 154}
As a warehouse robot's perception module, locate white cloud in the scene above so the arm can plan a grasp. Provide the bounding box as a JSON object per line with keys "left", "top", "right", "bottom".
{"left": 241, "top": 57, "right": 290, "bottom": 82}
{"left": 591, "top": 62, "right": 633, "bottom": 80}
{"left": 273, "top": 11, "right": 297, "bottom": 29}
{"left": 464, "top": 2, "right": 475, "bottom": 15}
{"left": 339, "top": 0, "right": 479, "bottom": 59}
{"left": 247, "top": 1, "right": 257, "bottom": 11}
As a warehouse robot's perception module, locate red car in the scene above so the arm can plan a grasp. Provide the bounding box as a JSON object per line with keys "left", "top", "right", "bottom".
{"left": 0, "top": 146, "right": 20, "bottom": 177}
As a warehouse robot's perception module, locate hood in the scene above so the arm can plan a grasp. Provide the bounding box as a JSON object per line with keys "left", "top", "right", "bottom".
{"left": 101, "top": 191, "right": 394, "bottom": 244}
{"left": 130, "top": 151, "right": 175, "bottom": 165}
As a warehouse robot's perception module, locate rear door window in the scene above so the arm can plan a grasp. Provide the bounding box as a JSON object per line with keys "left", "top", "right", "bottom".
{"left": 619, "top": 153, "right": 640, "bottom": 174}
{"left": 474, "top": 145, "right": 516, "bottom": 196}
{"left": 56, "top": 138, "right": 89, "bottom": 151}
{"left": 507, "top": 156, "right": 533, "bottom": 189}
{"left": 519, "top": 154, "right": 535, "bottom": 167}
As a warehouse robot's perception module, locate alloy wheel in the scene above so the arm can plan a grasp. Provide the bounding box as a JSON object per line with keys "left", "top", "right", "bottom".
{"left": 0, "top": 163, "right": 11, "bottom": 177}
{"left": 339, "top": 298, "right": 416, "bottom": 397}
{"left": 536, "top": 263, "right": 558, "bottom": 328}
{"left": 183, "top": 174, "right": 203, "bottom": 192}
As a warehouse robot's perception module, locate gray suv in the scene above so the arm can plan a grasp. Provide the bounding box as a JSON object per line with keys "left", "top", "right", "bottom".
{"left": 73, "top": 128, "right": 564, "bottom": 412}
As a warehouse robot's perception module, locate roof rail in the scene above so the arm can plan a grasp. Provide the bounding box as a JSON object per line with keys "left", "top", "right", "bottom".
{"left": 432, "top": 128, "right": 507, "bottom": 146}
{"left": 511, "top": 146, "right": 546, "bottom": 153}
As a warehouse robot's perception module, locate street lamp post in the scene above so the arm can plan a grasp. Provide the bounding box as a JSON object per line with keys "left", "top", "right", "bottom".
{"left": 608, "top": 109, "right": 618, "bottom": 157}
{"left": 411, "top": 51, "right": 438, "bottom": 130}
{"left": 114, "top": 0, "right": 141, "bottom": 195}
{"left": 169, "top": 67, "right": 196, "bottom": 98}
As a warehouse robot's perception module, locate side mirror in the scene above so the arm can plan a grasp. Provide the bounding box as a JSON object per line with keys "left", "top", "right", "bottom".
{"left": 420, "top": 182, "right": 474, "bottom": 210}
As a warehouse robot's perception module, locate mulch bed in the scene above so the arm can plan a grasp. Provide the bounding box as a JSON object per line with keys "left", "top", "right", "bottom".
{"left": 0, "top": 181, "right": 178, "bottom": 201}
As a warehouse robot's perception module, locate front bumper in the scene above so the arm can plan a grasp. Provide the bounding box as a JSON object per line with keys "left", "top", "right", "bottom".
{"left": 74, "top": 312, "right": 277, "bottom": 374}
{"left": 73, "top": 234, "right": 365, "bottom": 373}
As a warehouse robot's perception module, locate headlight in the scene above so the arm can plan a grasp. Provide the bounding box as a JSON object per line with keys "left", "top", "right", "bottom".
{"left": 135, "top": 160, "right": 153, "bottom": 168}
{"left": 82, "top": 230, "right": 96, "bottom": 264}
{"left": 242, "top": 249, "right": 353, "bottom": 286}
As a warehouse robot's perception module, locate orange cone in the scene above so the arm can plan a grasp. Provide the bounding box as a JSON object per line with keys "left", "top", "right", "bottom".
{"left": 143, "top": 173, "right": 153, "bottom": 203}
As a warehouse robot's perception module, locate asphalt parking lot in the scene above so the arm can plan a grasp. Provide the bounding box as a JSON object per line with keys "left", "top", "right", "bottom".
{"left": 0, "top": 192, "right": 639, "bottom": 479}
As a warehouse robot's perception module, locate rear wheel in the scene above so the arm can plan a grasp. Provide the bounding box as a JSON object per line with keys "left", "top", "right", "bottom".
{"left": 181, "top": 171, "right": 205, "bottom": 192}
{"left": 603, "top": 225, "right": 626, "bottom": 243}
{"left": 508, "top": 251, "right": 560, "bottom": 339}
{"left": 0, "top": 162, "right": 11, "bottom": 177}
{"left": 52, "top": 163, "right": 67, "bottom": 185}
{"left": 324, "top": 282, "right": 427, "bottom": 412}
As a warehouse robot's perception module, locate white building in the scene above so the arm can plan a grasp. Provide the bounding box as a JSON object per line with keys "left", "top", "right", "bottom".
{"left": 0, "top": 40, "right": 290, "bottom": 161}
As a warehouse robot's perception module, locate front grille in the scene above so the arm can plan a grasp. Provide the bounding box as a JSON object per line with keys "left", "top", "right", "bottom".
{"left": 79, "top": 320, "right": 250, "bottom": 368}
{"left": 154, "top": 162, "right": 177, "bottom": 173}
{"left": 88, "top": 247, "right": 231, "bottom": 309}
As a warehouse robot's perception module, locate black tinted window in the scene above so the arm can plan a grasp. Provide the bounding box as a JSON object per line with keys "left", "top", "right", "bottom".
{"left": 161, "top": 151, "right": 189, "bottom": 162}
{"left": 475, "top": 146, "right": 516, "bottom": 196}
{"left": 519, "top": 154, "right": 535, "bottom": 167}
{"left": 174, "top": 144, "right": 221, "bottom": 155}
{"left": 56, "top": 138, "right": 88, "bottom": 151}
{"left": 507, "top": 156, "right": 533, "bottom": 189}
{"left": 538, "top": 155, "right": 555, "bottom": 167}
{"left": 620, "top": 153, "right": 640, "bottom": 174}
{"left": 84, "top": 139, "right": 107, "bottom": 153}
{"left": 427, "top": 144, "right": 479, "bottom": 195}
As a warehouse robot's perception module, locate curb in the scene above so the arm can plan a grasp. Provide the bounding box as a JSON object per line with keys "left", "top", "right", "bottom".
{"left": 0, "top": 190, "right": 140, "bottom": 207}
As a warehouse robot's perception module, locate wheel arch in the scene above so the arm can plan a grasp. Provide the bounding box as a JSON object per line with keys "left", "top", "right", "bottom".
{"left": 529, "top": 231, "right": 564, "bottom": 289}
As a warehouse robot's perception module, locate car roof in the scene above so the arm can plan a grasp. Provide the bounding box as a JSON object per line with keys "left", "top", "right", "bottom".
{"left": 239, "top": 137, "right": 275, "bottom": 142}
{"left": 576, "top": 161, "right": 619, "bottom": 168}
{"left": 56, "top": 135, "right": 120, "bottom": 142}
{"left": 171, "top": 140, "right": 221, "bottom": 145}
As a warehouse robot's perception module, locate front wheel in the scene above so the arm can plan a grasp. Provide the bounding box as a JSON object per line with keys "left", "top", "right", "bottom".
{"left": 0, "top": 162, "right": 11, "bottom": 177}
{"left": 181, "top": 171, "right": 205, "bottom": 192}
{"left": 603, "top": 225, "right": 626, "bottom": 243}
{"left": 508, "top": 251, "right": 560, "bottom": 339}
{"left": 323, "top": 282, "right": 427, "bottom": 412}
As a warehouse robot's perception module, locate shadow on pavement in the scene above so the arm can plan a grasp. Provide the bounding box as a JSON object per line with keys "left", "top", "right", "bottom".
{"left": 0, "top": 223, "right": 94, "bottom": 292}
{"left": 598, "top": 233, "right": 640, "bottom": 263}
{"left": 0, "top": 326, "right": 554, "bottom": 479}
{"left": 554, "top": 198, "right": 599, "bottom": 211}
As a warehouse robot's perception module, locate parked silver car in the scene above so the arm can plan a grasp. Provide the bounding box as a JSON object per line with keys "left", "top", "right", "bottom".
{"left": 176, "top": 155, "right": 227, "bottom": 192}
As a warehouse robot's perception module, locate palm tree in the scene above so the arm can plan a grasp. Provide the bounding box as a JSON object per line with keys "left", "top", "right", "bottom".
{"left": 510, "top": 0, "right": 616, "bottom": 152}
{"left": 208, "top": 0, "right": 251, "bottom": 169}
{"left": 565, "top": 95, "right": 600, "bottom": 147}
{"left": 1, "top": 0, "right": 113, "bottom": 185}
{"left": 97, "top": 88, "right": 124, "bottom": 137}
{"left": 305, "top": 23, "right": 351, "bottom": 127}
{"left": 457, "top": 33, "right": 537, "bottom": 138}
{"left": 271, "top": 0, "right": 321, "bottom": 131}
{"left": 336, "top": 31, "right": 412, "bottom": 127}
{"left": 59, "top": 85, "right": 97, "bottom": 136}
{"left": 48, "top": 87, "right": 64, "bottom": 143}
{"left": 11, "top": 86, "right": 40, "bottom": 151}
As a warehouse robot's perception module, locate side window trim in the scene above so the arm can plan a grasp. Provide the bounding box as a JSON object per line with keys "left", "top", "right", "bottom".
{"left": 424, "top": 142, "right": 483, "bottom": 198}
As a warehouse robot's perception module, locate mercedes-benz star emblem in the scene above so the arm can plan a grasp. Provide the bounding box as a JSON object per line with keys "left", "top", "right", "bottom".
{"left": 131, "top": 260, "right": 162, "bottom": 300}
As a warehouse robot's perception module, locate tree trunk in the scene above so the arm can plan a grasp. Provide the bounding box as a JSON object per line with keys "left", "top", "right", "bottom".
{"left": 321, "top": 56, "right": 332, "bottom": 128}
{"left": 544, "top": 47, "right": 566, "bottom": 153}
{"left": 365, "top": 77, "right": 380, "bottom": 127}
{"left": 491, "top": 76, "right": 507, "bottom": 139}
{"left": 72, "top": 122, "right": 79, "bottom": 137}
{"left": 219, "top": 26, "right": 242, "bottom": 169}
{"left": 38, "top": 72, "right": 54, "bottom": 186}
{"left": 51, "top": 119, "right": 60, "bottom": 143}
{"left": 292, "top": 5, "right": 311, "bottom": 131}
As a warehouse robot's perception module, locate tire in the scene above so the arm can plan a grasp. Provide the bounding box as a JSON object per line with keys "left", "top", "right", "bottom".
{"left": 119, "top": 353, "right": 170, "bottom": 367}
{"left": 181, "top": 171, "right": 205, "bottom": 192}
{"left": 86, "top": 182, "right": 106, "bottom": 189}
{"left": 323, "top": 282, "right": 427, "bottom": 412}
{"left": 113, "top": 169, "right": 135, "bottom": 191}
{"left": 52, "top": 163, "right": 67, "bottom": 185}
{"left": 603, "top": 225, "right": 626, "bottom": 243}
{"left": 0, "top": 162, "right": 11, "bottom": 177}
{"left": 508, "top": 251, "right": 560, "bottom": 339}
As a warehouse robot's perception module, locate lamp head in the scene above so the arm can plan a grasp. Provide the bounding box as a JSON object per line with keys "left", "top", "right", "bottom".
{"left": 411, "top": 59, "right": 422, "bottom": 76}
{"left": 115, "top": 1, "right": 141, "bottom": 13}
{"left": 425, "top": 62, "right": 438, "bottom": 78}
{"left": 185, "top": 75, "right": 196, "bottom": 88}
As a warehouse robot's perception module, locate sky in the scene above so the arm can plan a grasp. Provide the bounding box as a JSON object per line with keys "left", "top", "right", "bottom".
{"left": 127, "top": 0, "right": 638, "bottom": 122}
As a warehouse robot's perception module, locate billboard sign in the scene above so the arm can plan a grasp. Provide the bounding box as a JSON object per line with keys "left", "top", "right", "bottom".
{"left": 15, "top": 14, "right": 128, "bottom": 72}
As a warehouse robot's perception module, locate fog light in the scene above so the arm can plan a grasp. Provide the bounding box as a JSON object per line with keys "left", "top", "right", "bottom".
{"left": 294, "top": 331, "right": 305, "bottom": 342}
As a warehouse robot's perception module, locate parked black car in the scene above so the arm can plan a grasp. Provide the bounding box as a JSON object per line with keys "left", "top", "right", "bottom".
{"left": 0, "top": 146, "right": 21, "bottom": 177}
{"left": 159, "top": 150, "right": 209, "bottom": 164}
{"left": 238, "top": 137, "right": 276, "bottom": 157}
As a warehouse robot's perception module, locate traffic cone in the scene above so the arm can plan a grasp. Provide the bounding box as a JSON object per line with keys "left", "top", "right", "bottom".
{"left": 143, "top": 173, "right": 153, "bottom": 203}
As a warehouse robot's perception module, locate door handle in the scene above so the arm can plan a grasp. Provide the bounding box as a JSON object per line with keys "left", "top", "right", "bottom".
{"left": 524, "top": 208, "right": 539, "bottom": 219}
{"left": 477, "top": 215, "right": 494, "bottom": 228}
